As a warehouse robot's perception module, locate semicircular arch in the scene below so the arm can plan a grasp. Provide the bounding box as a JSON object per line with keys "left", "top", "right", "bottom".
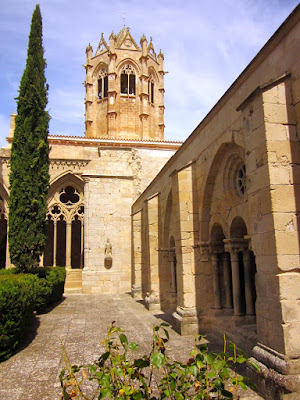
{"left": 200, "top": 142, "right": 245, "bottom": 242}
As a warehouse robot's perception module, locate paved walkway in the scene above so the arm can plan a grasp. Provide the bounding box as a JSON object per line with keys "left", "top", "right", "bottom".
{"left": 0, "top": 293, "right": 263, "bottom": 400}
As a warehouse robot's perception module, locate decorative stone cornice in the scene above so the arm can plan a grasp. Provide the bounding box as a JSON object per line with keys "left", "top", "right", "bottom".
{"left": 50, "top": 159, "right": 90, "bottom": 170}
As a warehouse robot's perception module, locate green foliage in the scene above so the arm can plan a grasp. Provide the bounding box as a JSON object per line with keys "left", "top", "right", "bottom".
{"left": 0, "top": 274, "right": 38, "bottom": 361}
{"left": 60, "top": 322, "right": 256, "bottom": 399}
{"left": 0, "top": 267, "right": 66, "bottom": 360}
{"left": 9, "top": 4, "right": 50, "bottom": 272}
{"left": 33, "top": 267, "right": 66, "bottom": 312}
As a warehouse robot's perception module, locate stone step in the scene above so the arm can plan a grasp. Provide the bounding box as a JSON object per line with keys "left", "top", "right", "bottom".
{"left": 64, "top": 288, "right": 83, "bottom": 294}
{"left": 65, "top": 280, "right": 82, "bottom": 289}
{"left": 65, "top": 269, "right": 82, "bottom": 290}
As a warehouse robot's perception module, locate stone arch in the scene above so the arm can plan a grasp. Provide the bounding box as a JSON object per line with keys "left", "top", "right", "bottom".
{"left": 163, "top": 189, "right": 173, "bottom": 246}
{"left": 116, "top": 58, "right": 141, "bottom": 75}
{"left": 224, "top": 216, "right": 256, "bottom": 318}
{"left": 148, "top": 66, "right": 159, "bottom": 82}
{"left": 230, "top": 216, "right": 248, "bottom": 238}
{"left": 200, "top": 142, "right": 245, "bottom": 242}
{"left": 92, "top": 62, "right": 108, "bottom": 78}
{"left": 210, "top": 222, "right": 225, "bottom": 244}
{"left": 44, "top": 173, "right": 84, "bottom": 268}
{"left": 159, "top": 189, "right": 177, "bottom": 312}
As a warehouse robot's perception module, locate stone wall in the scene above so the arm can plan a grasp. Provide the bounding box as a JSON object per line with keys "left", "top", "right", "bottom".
{"left": 132, "top": 8, "right": 300, "bottom": 398}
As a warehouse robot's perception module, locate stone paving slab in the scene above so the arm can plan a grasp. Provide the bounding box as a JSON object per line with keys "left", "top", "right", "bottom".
{"left": 0, "top": 293, "right": 264, "bottom": 400}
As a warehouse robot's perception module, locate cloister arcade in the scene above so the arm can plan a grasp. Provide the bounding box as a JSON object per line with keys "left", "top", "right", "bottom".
{"left": 0, "top": 173, "right": 84, "bottom": 270}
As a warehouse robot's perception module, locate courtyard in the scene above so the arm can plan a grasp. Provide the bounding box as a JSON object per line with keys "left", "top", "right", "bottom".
{"left": 0, "top": 293, "right": 264, "bottom": 399}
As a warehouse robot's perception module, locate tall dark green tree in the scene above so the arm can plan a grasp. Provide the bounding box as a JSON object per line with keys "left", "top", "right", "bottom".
{"left": 9, "top": 5, "right": 50, "bottom": 271}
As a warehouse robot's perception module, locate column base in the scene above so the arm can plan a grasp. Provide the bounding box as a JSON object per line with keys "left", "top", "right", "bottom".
{"left": 247, "top": 343, "right": 300, "bottom": 399}
{"left": 145, "top": 291, "right": 161, "bottom": 311}
{"left": 131, "top": 284, "right": 142, "bottom": 300}
{"left": 172, "top": 307, "right": 210, "bottom": 336}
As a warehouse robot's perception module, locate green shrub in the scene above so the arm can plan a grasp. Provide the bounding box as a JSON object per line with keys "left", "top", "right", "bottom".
{"left": 0, "top": 267, "right": 65, "bottom": 360}
{"left": 0, "top": 268, "right": 17, "bottom": 275}
{"left": 0, "top": 274, "right": 38, "bottom": 361}
{"left": 33, "top": 267, "right": 66, "bottom": 312}
{"left": 60, "top": 322, "right": 259, "bottom": 400}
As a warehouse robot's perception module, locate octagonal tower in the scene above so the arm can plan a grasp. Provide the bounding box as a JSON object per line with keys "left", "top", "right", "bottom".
{"left": 84, "top": 27, "right": 165, "bottom": 140}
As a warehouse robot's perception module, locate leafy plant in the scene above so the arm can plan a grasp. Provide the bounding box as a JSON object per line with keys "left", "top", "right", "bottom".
{"left": 60, "top": 322, "right": 258, "bottom": 399}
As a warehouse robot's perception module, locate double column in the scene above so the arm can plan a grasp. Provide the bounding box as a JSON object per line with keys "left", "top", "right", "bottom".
{"left": 224, "top": 239, "right": 255, "bottom": 317}
{"left": 209, "top": 244, "right": 233, "bottom": 311}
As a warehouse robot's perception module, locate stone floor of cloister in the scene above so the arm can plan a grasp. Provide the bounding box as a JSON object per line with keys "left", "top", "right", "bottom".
{"left": 0, "top": 293, "right": 263, "bottom": 399}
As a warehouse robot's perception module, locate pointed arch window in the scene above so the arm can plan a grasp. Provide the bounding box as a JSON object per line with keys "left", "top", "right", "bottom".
{"left": 148, "top": 78, "right": 154, "bottom": 104}
{"left": 120, "top": 64, "right": 136, "bottom": 95}
{"left": 98, "top": 69, "right": 108, "bottom": 100}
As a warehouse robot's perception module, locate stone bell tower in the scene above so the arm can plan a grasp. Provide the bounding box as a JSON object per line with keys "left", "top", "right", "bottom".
{"left": 84, "top": 27, "right": 165, "bottom": 141}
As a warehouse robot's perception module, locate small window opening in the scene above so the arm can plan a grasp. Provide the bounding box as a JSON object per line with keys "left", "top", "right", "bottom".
{"left": 120, "top": 64, "right": 136, "bottom": 96}
{"left": 148, "top": 78, "right": 154, "bottom": 104}
{"left": 98, "top": 76, "right": 108, "bottom": 99}
{"left": 98, "top": 70, "right": 108, "bottom": 100}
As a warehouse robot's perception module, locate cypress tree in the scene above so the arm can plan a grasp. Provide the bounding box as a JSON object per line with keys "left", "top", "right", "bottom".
{"left": 9, "top": 5, "right": 50, "bottom": 271}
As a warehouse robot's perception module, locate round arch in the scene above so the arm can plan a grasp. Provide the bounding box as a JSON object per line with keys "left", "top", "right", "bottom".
{"left": 200, "top": 142, "right": 245, "bottom": 242}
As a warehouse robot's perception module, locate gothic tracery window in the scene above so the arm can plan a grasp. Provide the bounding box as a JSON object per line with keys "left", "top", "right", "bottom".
{"left": 120, "top": 64, "right": 136, "bottom": 95}
{"left": 44, "top": 184, "right": 84, "bottom": 269}
{"left": 148, "top": 78, "right": 154, "bottom": 104}
{"left": 98, "top": 69, "right": 108, "bottom": 100}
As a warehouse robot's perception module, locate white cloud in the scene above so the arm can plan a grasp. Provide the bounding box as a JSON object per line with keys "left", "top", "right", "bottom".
{"left": 0, "top": 0, "right": 298, "bottom": 145}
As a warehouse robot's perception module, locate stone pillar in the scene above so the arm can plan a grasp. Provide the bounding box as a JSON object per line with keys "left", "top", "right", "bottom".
{"left": 243, "top": 250, "right": 255, "bottom": 315}
{"left": 66, "top": 221, "right": 72, "bottom": 269}
{"left": 80, "top": 221, "right": 84, "bottom": 269}
{"left": 145, "top": 194, "right": 160, "bottom": 310}
{"left": 229, "top": 249, "right": 242, "bottom": 316}
{"left": 132, "top": 209, "right": 142, "bottom": 299}
{"left": 224, "top": 239, "right": 248, "bottom": 317}
{"left": 53, "top": 220, "right": 57, "bottom": 267}
{"left": 82, "top": 176, "right": 90, "bottom": 271}
{"left": 211, "top": 252, "right": 222, "bottom": 309}
{"left": 171, "top": 164, "right": 198, "bottom": 335}
{"left": 223, "top": 252, "right": 233, "bottom": 308}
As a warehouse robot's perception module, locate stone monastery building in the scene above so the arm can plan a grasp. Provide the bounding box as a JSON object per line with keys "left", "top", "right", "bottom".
{"left": 1, "top": 5, "right": 300, "bottom": 399}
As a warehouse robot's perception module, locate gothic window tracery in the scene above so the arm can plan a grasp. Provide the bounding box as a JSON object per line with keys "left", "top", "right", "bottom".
{"left": 235, "top": 164, "right": 246, "bottom": 197}
{"left": 44, "top": 184, "right": 84, "bottom": 269}
{"left": 98, "top": 69, "right": 108, "bottom": 100}
{"left": 120, "top": 64, "right": 136, "bottom": 95}
{"left": 148, "top": 77, "right": 154, "bottom": 104}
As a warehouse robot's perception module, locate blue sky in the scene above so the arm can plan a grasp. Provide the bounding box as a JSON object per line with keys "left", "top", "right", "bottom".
{"left": 0, "top": 0, "right": 298, "bottom": 146}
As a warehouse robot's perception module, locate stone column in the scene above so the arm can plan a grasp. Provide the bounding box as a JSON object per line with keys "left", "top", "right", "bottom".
{"left": 132, "top": 209, "right": 142, "bottom": 299}
{"left": 145, "top": 194, "right": 160, "bottom": 310}
{"left": 171, "top": 163, "right": 198, "bottom": 335}
{"left": 66, "top": 221, "right": 72, "bottom": 269}
{"left": 53, "top": 220, "right": 57, "bottom": 267}
{"left": 80, "top": 221, "right": 84, "bottom": 269}
{"left": 224, "top": 239, "right": 248, "bottom": 316}
{"left": 243, "top": 250, "right": 255, "bottom": 315}
{"left": 82, "top": 176, "right": 90, "bottom": 271}
{"left": 229, "top": 249, "right": 242, "bottom": 316}
{"left": 223, "top": 252, "right": 233, "bottom": 308}
{"left": 211, "top": 252, "right": 222, "bottom": 309}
